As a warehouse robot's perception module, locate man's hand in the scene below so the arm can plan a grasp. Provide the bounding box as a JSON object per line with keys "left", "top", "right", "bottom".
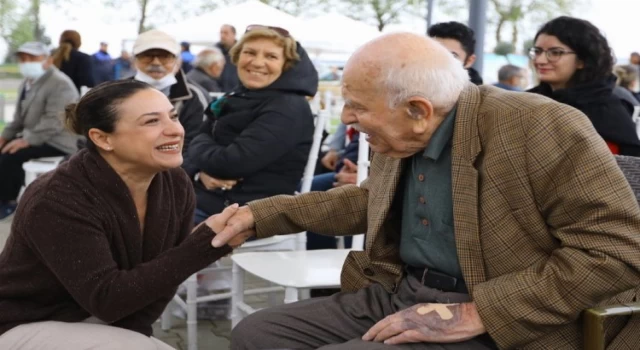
{"left": 199, "top": 172, "right": 237, "bottom": 191}
{"left": 362, "top": 302, "right": 485, "bottom": 345}
{"left": 200, "top": 204, "right": 246, "bottom": 249}
{"left": 1, "top": 138, "right": 29, "bottom": 154}
{"left": 211, "top": 205, "right": 256, "bottom": 248}
{"left": 333, "top": 159, "right": 358, "bottom": 187}
{"left": 321, "top": 150, "right": 339, "bottom": 171}
{"left": 0, "top": 137, "right": 7, "bottom": 150}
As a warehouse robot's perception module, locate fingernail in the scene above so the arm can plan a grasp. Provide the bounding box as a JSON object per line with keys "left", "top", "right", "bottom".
{"left": 231, "top": 203, "right": 239, "bottom": 209}
{"left": 212, "top": 239, "right": 221, "bottom": 248}
{"left": 362, "top": 333, "right": 370, "bottom": 341}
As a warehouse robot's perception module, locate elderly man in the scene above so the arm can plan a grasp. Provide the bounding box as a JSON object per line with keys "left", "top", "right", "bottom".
{"left": 132, "top": 29, "right": 208, "bottom": 155}
{"left": 186, "top": 48, "right": 225, "bottom": 93}
{"left": 215, "top": 24, "right": 240, "bottom": 92}
{"left": 492, "top": 64, "right": 525, "bottom": 91}
{"left": 215, "top": 33, "right": 640, "bottom": 349}
{"left": 0, "top": 42, "right": 78, "bottom": 220}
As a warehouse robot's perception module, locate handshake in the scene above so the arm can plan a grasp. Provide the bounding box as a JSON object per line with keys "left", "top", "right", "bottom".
{"left": 200, "top": 204, "right": 257, "bottom": 249}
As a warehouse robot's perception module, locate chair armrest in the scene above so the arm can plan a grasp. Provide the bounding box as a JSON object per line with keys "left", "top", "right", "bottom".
{"left": 583, "top": 302, "right": 640, "bottom": 350}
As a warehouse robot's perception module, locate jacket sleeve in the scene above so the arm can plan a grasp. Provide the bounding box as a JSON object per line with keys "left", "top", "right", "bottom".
{"left": 189, "top": 108, "right": 311, "bottom": 179}
{"left": 179, "top": 95, "right": 206, "bottom": 156}
{"left": 472, "top": 103, "right": 640, "bottom": 349}
{"left": 1, "top": 103, "right": 22, "bottom": 140}
{"left": 22, "top": 185, "right": 232, "bottom": 324}
{"left": 248, "top": 183, "right": 369, "bottom": 238}
{"left": 22, "top": 80, "right": 79, "bottom": 146}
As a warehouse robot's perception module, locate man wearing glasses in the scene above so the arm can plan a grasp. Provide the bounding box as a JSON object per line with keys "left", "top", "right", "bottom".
{"left": 132, "top": 29, "right": 208, "bottom": 155}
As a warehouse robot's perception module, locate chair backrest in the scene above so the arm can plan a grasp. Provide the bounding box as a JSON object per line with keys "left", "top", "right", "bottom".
{"left": 351, "top": 134, "right": 370, "bottom": 250}
{"left": 615, "top": 155, "right": 640, "bottom": 204}
{"left": 299, "top": 108, "right": 330, "bottom": 194}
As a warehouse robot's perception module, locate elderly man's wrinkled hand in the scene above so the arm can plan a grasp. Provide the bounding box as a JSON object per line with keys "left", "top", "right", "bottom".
{"left": 362, "top": 302, "right": 485, "bottom": 345}
{"left": 211, "top": 205, "right": 256, "bottom": 248}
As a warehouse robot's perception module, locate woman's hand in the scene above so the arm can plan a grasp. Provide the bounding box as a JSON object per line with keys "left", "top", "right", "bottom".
{"left": 198, "top": 172, "right": 238, "bottom": 191}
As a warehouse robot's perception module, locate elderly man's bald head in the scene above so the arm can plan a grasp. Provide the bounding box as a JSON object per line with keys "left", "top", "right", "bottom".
{"left": 343, "top": 32, "right": 468, "bottom": 113}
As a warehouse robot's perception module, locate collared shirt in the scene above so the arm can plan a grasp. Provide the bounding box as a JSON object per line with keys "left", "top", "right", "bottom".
{"left": 399, "top": 105, "right": 463, "bottom": 279}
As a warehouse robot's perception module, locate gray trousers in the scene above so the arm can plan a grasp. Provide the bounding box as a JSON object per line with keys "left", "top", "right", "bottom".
{"left": 231, "top": 274, "right": 497, "bottom": 350}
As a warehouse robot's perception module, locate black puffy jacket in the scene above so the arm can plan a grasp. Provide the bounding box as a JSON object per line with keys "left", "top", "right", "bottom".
{"left": 184, "top": 43, "right": 319, "bottom": 215}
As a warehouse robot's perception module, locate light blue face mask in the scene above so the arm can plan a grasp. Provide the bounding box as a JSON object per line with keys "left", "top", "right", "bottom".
{"left": 19, "top": 61, "right": 46, "bottom": 80}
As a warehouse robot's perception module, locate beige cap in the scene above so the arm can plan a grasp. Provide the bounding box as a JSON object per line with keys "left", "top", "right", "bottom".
{"left": 132, "top": 29, "right": 180, "bottom": 56}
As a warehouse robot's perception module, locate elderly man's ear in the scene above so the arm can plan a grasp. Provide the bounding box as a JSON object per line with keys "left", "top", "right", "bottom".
{"left": 405, "top": 98, "right": 433, "bottom": 134}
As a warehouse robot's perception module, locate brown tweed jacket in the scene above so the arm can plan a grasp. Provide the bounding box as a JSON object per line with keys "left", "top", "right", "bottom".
{"left": 248, "top": 84, "right": 640, "bottom": 349}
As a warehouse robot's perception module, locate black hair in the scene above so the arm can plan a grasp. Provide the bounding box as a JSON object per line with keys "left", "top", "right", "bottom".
{"left": 534, "top": 16, "right": 614, "bottom": 86}
{"left": 65, "top": 80, "right": 153, "bottom": 150}
{"left": 427, "top": 21, "right": 476, "bottom": 59}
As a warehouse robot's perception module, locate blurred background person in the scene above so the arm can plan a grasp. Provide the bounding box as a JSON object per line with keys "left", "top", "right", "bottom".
{"left": 493, "top": 64, "right": 525, "bottom": 91}
{"left": 180, "top": 41, "right": 194, "bottom": 73}
{"left": 132, "top": 29, "right": 208, "bottom": 156}
{"left": 528, "top": 16, "right": 640, "bottom": 156}
{"left": 184, "top": 25, "right": 318, "bottom": 222}
{"left": 215, "top": 24, "right": 240, "bottom": 92}
{"left": 52, "top": 30, "right": 95, "bottom": 93}
{"left": 630, "top": 52, "right": 640, "bottom": 68}
{"left": 0, "top": 42, "right": 79, "bottom": 220}
{"left": 613, "top": 64, "right": 640, "bottom": 113}
{"left": 114, "top": 50, "right": 135, "bottom": 79}
{"left": 186, "top": 48, "right": 225, "bottom": 93}
{"left": 428, "top": 21, "right": 483, "bottom": 85}
{"left": 92, "top": 41, "right": 113, "bottom": 85}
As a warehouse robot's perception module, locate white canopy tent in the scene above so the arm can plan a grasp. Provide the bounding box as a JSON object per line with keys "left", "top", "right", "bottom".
{"left": 297, "top": 13, "right": 381, "bottom": 55}
{"left": 158, "top": 0, "right": 306, "bottom": 45}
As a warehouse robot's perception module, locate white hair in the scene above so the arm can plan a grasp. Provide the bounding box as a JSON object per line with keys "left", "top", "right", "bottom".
{"left": 194, "top": 47, "right": 225, "bottom": 69}
{"left": 383, "top": 53, "right": 469, "bottom": 114}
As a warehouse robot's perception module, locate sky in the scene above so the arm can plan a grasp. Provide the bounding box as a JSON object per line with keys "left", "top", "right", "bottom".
{"left": 1, "top": 0, "right": 639, "bottom": 62}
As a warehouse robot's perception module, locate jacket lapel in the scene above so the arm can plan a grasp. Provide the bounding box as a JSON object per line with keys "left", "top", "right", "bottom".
{"left": 451, "top": 83, "right": 487, "bottom": 292}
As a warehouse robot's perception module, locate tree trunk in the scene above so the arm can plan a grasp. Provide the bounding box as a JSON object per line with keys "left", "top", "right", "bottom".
{"left": 138, "top": 0, "right": 148, "bottom": 34}
{"left": 495, "top": 17, "right": 505, "bottom": 44}
{"left": 32, "top": 0, "right": 40, "bottom": 41}
{"left": 511, "top": 21, "right": 518, "bottom": 48}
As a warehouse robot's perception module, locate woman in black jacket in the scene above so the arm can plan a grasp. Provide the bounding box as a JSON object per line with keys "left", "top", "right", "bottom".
{"left": 53, "top": 30, "right": 95, "bottom": 93}
{"left": 184, "top": 25, "right": 318, "bottom": 222}
{"left": 527, "top": 16, "right": 640, "bottom": 156}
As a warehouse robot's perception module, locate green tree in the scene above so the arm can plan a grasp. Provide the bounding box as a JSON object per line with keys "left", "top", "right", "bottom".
{"left": 344, "top": 0, "right": 424, "bottom": 32}
{"left": 0, "top": 0, "right": 17, "bottom": 38}
{"left": 5, "top": 13, "right": 34, "bottom": 62}
{"left": 494, "top": 41, "right": 515, "bottom": 63}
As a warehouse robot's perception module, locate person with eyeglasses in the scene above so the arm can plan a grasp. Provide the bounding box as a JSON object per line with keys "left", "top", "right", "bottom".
{"left": 527, "top": 16, "right": 640, "bottom": 156}
{"left": 130, "top": 29, "right": 209, "bottom": 156}
{"left": 183, "top": 24, "right": 317, "bottom": 223}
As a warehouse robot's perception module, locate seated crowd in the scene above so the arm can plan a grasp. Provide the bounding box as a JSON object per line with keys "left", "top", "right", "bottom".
{"left": 0, "top": 15, "right": 639, "bottom": 350}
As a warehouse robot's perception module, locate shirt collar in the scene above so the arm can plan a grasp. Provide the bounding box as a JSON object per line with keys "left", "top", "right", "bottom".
{"left": 423, "top": 104, "right": 457, "bottom": 161}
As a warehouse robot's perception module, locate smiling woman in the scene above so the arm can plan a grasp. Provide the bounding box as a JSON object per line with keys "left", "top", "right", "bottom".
{"left": 0, "top": 80, "right": 239, "bottom": 349}
{"left": 183, "top": 25, "right": 318, "bottom": 222}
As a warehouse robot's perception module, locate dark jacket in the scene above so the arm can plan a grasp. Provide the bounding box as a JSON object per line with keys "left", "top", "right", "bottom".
{"left": 186, "top": 67, "right": 222, "bottom": 93}
{"left": 0, "top": 149, "right": 231, "bottom": 337}
{"left": 92, "top": 50, "right": 113, "bottom": 85}
{"left": 468, "top": 67, "right": 483, "bottom": 85}
{"left": 613, "top": 85, "right": 640, "bottom": 115}
{"left": 184, "top": 43, "right": 318, "bottom": 215}
{"left": 129, "top": 71, "right": 208, "bottom": 156}
{"left": 60, "top": 49, "right": 95, "bottom": 92}
{"left": 528, "top": 76, "right": 640, "bottom": 156}
{"left": 215, "top": 42, "right": 240, "bottom": 92}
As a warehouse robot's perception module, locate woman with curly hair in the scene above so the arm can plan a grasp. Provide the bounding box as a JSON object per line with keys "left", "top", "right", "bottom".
{"left": 528, "top": 16, "right": 640, "bottom": 156}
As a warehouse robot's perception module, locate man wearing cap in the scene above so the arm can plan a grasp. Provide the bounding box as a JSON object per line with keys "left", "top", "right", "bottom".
{"left": 131, "top": 29, "right": 208, "bottom": 155}
{"left": 0, "top": 42, "right": 79, "bottom": 220}
{"left": 180, "top": 41, "right": 194, "bottom": 74}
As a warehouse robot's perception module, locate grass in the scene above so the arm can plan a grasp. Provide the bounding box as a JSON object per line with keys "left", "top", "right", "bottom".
{"left": 0, "top": 121, "right": 5, "bottom": 133}
{"left": 0, "top": 64, "right": 21, "bottom": 79}
{"left": 0, "top": 89, "right": 17, "bottom": 102}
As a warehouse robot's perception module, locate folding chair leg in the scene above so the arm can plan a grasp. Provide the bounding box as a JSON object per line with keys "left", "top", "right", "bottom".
{"left": 160, "top": 300, "right": 173, "bottom": 331}
{"left": 267, "top": 282, "right": 279, "bottom": 306}
{"left": 231, "top": 261, "right": 246, "bottom": 328}
{"left": 186, "top": 273, "right": 198, "bottom": 350}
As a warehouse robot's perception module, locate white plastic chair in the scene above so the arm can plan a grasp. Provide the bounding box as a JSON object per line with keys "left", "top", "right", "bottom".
{"left": 18, "top": 156, "right": 65, "bottom": 201}
{"left": 229, "top": 135, "right": 370, "bottom": 328}
{"left": 160, "top": 106, "right": 330, "bottom": 350}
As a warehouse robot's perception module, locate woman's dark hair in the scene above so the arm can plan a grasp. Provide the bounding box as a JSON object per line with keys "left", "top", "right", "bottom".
{"left": 534, "top": 16, "right": 614, "bottom": 86}
{"left": 53, "top": 30, "right": 82, "bottom": 68}
{"left": 65, "top": 80, "right": 152, "bottom": 149}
